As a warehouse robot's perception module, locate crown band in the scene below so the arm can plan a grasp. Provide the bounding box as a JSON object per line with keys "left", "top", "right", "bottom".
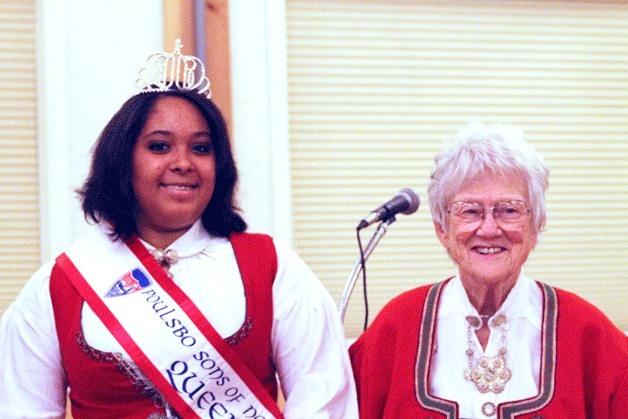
{"left": 136, "top": 39, "right": 212, "bottom": 98}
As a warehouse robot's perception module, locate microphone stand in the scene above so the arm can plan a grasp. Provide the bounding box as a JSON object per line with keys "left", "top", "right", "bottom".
{"left": 338, "top": 216, "right": 396, "bottom": 323}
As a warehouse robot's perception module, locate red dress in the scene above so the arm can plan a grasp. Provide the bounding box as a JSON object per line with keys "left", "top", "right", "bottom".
{"left": 349, "top": 281, "right": 628, "bottom": 419}
{"left": 50, "top": 233, "right": 278, "bottom": 418}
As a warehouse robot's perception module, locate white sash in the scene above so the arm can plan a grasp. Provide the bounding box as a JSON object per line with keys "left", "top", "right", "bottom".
{"left": 57, "top": 228, "right": 283, "bottom": 419}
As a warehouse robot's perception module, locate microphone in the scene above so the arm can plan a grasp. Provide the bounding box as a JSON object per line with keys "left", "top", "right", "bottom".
{"left": 357, "top": 188, "right": 420, "bottom": 229}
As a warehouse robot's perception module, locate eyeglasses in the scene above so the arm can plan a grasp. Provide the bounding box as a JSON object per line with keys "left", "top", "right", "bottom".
{"left": 447, "top": 200, "right": 531, "bottom": 225}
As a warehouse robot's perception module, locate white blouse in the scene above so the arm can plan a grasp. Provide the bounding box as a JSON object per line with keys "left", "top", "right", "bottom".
{"left": 430, "top": 274, "right": 542, "bottom": 418}
{"left": 0, "top": 221, "right": 358, "bottom": 418}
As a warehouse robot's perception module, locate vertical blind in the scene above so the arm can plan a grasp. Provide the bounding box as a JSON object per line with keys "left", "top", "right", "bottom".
{"left": 0, "top": 1, "right": 39, "bottom": 317}
{"left": 286, "top": 0, "right": 628, "bottom": 337}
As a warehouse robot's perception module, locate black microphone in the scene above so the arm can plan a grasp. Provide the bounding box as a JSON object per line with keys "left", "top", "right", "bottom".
{"left": 357, "top": 188, "right": 420, "bottom": 229}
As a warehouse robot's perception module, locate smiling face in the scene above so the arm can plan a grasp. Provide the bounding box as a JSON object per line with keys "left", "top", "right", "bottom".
{"left": 132, "top": 96, "right": 216, "bottom": 247}
{"left": 434, "top": 171, "right": 537, "bottom": 290}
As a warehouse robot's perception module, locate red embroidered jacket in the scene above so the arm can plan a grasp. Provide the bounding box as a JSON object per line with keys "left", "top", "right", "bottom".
{"left": 350, "top": 281, "right": 628, "bottom": 419}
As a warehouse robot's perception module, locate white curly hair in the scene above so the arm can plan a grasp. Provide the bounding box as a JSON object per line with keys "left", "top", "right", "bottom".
{"left": 427, "top": 121, "right": 550, "bottom": 234}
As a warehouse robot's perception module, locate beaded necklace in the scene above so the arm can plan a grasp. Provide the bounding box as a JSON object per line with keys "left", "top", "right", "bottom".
{"left": 463, "top": 313, "right": 512, "bottom": 394}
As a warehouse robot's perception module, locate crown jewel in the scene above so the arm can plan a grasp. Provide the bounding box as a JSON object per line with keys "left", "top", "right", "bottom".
{"left": 136, "top": 39, "right": 211, "bottom": 98}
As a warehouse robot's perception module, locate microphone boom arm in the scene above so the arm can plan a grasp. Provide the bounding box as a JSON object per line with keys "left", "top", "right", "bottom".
{"left": 338, "top": 217, "right": 395, "bottom": 323}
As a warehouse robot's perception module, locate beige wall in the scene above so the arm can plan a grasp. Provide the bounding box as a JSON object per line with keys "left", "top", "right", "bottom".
{"left": 164, "top": 0, "right": 234, "bottom": 134}
{"left": 0, "top": 1, "right": 40, "bottom": 316}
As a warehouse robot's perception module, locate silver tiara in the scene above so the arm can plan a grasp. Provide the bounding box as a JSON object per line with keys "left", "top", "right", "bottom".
{"left": 135, "top": 39, "right": 212, "bottom": 98}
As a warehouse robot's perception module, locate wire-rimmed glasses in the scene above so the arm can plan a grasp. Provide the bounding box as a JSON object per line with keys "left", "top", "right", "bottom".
{"left": 447, "top": 200, "right": 531, "bottom": 226}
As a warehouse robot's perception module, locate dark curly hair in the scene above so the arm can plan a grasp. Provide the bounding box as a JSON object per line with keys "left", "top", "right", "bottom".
{"left": 78, "top": 88, "right": 247, "bottom": 240}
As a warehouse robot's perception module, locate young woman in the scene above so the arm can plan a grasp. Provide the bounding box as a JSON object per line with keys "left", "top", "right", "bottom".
{"left": 0, "top": 42, "right": 358, "bottom": 418}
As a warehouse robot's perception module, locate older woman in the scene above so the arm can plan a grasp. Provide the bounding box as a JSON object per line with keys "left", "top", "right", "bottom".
{"left": 349, "top": 122, "right": 627, "bottom": 418}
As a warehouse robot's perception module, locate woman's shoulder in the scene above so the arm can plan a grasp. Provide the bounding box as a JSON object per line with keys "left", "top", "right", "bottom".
{"left": 370, "top": 282, "right": 440, "bottom": 327}
{"left": 548, "top": 284, "right": 627, "bottom": 341}
{"left": 20, "top": 259, "right": 56, "bottom": 294}
{"left": 351, "top": 283, "right": 439, "bottom": 355}
{"left": 386, "top": 283, "right": 435, "bottom": 308}
{"left": 2, "top": 259, "right": 56, "bottom": 322}
{"left": 551, "top": 285, "right": 614, "bottom": 322}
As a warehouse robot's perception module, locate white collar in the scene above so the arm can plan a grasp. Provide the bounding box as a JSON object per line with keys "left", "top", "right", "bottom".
{"left": 138, "top": 219, "right": 214, "bottom": 260}
{"left": 439, "top": 273, "right": 542, "bottom": 331}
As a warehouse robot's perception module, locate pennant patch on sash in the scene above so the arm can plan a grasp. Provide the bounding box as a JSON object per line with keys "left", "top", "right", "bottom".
{"left": 104, "top": 268, "right": 152, "bottom": 297}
